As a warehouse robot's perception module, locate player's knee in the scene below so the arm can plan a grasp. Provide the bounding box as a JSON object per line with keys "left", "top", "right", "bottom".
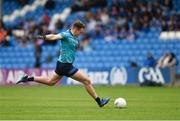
{"left": 48, "top": 82, "right": 56, "bottom": 86}
{"left": 47, "top": 80, "right": 56, "bottom": 86}
{"left": 83, "top": 79, "right": 92, "bottom": 86}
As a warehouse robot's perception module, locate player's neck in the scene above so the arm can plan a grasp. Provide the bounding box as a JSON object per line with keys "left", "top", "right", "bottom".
{"left": 70, "top": 29, "right": 76, "bottom": 37}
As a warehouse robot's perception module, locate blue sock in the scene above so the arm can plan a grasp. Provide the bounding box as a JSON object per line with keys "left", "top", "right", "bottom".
{"left": 95, "top": 97, "right": 101, "bottom": 104}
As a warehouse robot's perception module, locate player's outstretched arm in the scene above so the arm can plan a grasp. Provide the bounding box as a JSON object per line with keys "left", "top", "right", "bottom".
{"left": 35, "top": 34, "right": 62, "bottom": 41}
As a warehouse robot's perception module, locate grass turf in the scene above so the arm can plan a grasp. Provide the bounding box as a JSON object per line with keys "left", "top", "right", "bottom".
{"left": 0, "top": 85, "right": 180, "bottom": 120}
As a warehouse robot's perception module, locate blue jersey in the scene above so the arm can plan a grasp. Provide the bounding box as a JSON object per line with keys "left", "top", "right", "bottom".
{"left": 58, "top": 29, "right": 79, "bottom": 63}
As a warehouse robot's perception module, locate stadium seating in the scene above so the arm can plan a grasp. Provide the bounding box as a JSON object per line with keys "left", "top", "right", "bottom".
{"left": 3, "top": 0, "right": 34, "bottom": 15}
{"left": 0, "top": 47, "right": 35, "bottom": 69}
{"left": 1, "top": 29, "right": 178, "bottom": 70}
{"left": 3, "top": 0, "right": 71, "bottom": 28}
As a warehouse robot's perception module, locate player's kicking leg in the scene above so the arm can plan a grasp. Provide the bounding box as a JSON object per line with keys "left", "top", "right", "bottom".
{"left": 16, "top": 72, "right": 62, "bottom": 86}
{"left": 70, "top": 70, "right": 110, "bottom": 107}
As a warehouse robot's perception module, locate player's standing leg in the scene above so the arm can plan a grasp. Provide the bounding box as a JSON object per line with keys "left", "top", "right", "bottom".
{"left": 71, "top": 70, "right": 110, "bottom": 107}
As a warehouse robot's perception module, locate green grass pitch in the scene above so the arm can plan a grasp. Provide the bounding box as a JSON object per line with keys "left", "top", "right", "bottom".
{"left": 0, "top": 85, "right": 180, "bottom": 120}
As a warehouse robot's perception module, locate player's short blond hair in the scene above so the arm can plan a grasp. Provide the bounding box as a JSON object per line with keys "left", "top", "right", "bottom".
{"left": 72, "top": 20, "right": 85, "bottom": 29}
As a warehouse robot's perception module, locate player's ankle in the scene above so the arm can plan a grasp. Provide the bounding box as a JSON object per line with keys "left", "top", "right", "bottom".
{"left": 95, "top": 97, "right": 101, "bottom": 104}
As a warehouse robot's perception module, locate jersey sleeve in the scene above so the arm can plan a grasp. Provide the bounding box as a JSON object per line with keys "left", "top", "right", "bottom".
{"left": 58, "top": 32, "right": 67, "bottom": 40}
